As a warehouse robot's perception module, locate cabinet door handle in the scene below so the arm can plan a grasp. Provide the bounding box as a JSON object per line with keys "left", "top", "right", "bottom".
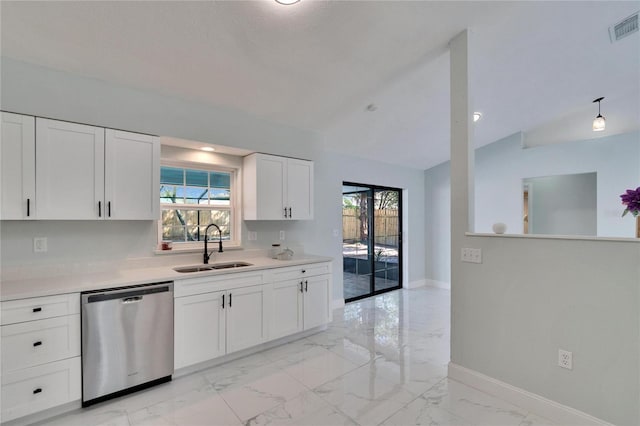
{"left": 305, "top": 280, "right": 308, "bottom": 292}
{"left": 229, "top": 293, "right": 232, "bottom": 307}
{"left": 33, "top": 341, "right": 43, "bottom": 347}
{"left": 32, "top": 307, "right": 42, "bottom": 313}
{"left": 300, "top": 281, "right": 304, "bottom": 293}
{"left": 27, "top": 198, "right": 31, "bottom": 217}
{"left": 283, "top": 207, "right": 288, "bottom": 218}
{"left": 33, "top": 388, "right": 42, "bottom": 395}
{"left": 98, "top": 201, "right": 102, "bottom": 217}
{"left": 288, "top": 207, "right": 292, "bottom": 218}
{"left": 108, "top": 201, "right": 111, "bottom": 218}
{"left": 222, "top": 294, "right": 225, "bottom": 309}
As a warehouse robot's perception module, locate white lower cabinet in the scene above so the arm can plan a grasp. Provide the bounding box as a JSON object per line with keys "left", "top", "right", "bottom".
{"left": 269, "top": 262, "right": 332, "bottom": 339}
{"left": 225, "top": 285, "right": 268, "bottom": 354}
{"left": 174, "top": 291, "right": 226, "bottom": 369}
{"left": 174, "top": 280, "right": 268, "bottom": 370}
{"left": 0, "top": 293, "right": 81, "bottom": 423}
{"left": 1, "top": 357, "right": 81, "bottom": 422}
{"left": 302, "top": 274, "right": 331, "bottom": 330}
{"left": 174, "top": 262, "right": 331, "bottom": 371}
{"left": 270, "top": 279, "right": 305, "bottom": 340}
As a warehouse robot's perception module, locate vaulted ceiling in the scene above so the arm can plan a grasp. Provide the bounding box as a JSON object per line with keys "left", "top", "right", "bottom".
{"left": 2, "top": 1, "right": 639, "bottom": 169}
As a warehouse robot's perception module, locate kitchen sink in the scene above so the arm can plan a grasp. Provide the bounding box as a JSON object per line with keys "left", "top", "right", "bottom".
{"left": 173, "top": 262, "right": 253, "bottom": 273}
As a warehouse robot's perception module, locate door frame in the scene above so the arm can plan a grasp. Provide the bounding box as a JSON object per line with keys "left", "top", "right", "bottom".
{"left": 342, "top": 181, "right": 403, "bottom": 303}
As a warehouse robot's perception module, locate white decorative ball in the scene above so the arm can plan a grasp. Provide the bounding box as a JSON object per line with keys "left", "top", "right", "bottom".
{"left": 492, "top": 223, "right": 507, "bottom": 234}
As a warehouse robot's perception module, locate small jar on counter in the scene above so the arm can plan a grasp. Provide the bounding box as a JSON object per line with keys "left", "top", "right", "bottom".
{"left": 269, "top": 243, "right": 282, "bottom": 259}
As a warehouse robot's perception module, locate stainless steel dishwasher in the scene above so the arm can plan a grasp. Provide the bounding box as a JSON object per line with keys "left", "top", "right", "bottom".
{"left": 81, "top": 282, "right": 174, "bottom": 406}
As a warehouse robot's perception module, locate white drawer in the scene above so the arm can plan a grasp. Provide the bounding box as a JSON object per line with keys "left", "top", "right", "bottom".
{"left": 2, "top": 315, "right": 81, "bottom": 373}
{"left": 1, "top": 357, "right": 81, "bottom": 422}
{"left": 175, "top": 271, "right": 264, "bottom": 298}
{"left": 1, "top": 293, "right": 79, "bottom": 325}
{"left": 269, "top": 262, "right": 331, "bottom": 282}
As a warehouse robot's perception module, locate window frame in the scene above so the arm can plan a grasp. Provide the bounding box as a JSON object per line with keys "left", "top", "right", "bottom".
{"left": 158, "top": 159, "right": 241, "bottom": 251}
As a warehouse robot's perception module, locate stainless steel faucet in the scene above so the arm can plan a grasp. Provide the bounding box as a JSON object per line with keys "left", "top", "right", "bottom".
{"left": 203, "top": 223, "right": 224, "bottom": 264}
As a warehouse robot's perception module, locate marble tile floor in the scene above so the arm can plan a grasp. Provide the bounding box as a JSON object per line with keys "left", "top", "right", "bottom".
{"left": 35, "top": 287, "right": 554, "bottom": 426}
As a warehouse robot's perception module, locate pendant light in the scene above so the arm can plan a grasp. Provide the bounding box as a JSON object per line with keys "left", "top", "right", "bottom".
{"left": 592, "top": 97, "right": 606, "bottom": 132}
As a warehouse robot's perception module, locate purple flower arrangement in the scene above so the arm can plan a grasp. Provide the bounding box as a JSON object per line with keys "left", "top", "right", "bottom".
{"left": 620, "top": 187, "right": 640, "bottom": 217}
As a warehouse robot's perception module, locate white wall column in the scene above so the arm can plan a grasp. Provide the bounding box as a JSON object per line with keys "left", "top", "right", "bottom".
{"left": 449, "top": 29, "right": 474, "bottom": 364}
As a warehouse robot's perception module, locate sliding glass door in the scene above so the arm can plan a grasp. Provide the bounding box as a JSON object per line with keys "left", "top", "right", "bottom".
{"left": 342, "top": 183, "right": 402, "bottom": 302}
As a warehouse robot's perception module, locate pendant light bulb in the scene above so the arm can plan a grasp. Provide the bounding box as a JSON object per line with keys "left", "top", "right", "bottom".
{"left": 592, "top": 97, "right": 606, "bottom": 132}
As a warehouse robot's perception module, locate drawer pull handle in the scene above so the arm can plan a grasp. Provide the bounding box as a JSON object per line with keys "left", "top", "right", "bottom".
{"left": 32, "top": 307, "right": 42, "bottom": 313}
{"left": 302, "top": 270, "right": 306, "bottom": 273}
{"left": 33, "top": 341, "right": 43, "bottom": 347}
{"left": 33, "top": 388, "right": 42, "bottom": 395}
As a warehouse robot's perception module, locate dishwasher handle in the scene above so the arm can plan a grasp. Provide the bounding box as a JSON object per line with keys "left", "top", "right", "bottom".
{"left": 83, "top": 282, "right": 173, "bottom": 304}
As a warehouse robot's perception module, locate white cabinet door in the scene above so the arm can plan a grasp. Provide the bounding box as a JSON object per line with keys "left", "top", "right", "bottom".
{"left": 270, "top": 279, "right": 304, "bottom": 340}
{"left": 1, "top": 112, "right": 35, "bottom": 220}
{"left": 174, "top": 291, "right": 226, "bottom": 369}
{"left": 303, "top": 275, "right": 331, "bottom": 330}
{"left": 286, "top": 158, "right": 313, "bottom": 220}
{"left": 226, "top": 285, "right": 267, "bottom": 354}
{"left": 104, "top": 129, "right": 160, "bottom": 220}
{"left": 36, "top": 118, "right": 105, "bottom": 219}
{"left": 243, "top": 154, "right": 286, "bottom": 220}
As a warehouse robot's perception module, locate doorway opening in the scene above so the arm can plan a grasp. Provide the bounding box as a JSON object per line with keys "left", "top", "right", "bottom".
{"left": 342, "top": 183, "right": 402, "bottom": 303}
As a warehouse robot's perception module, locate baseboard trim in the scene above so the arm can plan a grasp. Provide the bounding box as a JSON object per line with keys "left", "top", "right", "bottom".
{"left": 448, "top": 363, "right": 611, "bottom": 426}
{"left": 331, "top": 298, "right": 345, "bottom": 310}
{"left": 425, "top": 279, "right": 450, "bottom": 290}
{"left": 406, "top": 279, "right": 427, "bottom": 289}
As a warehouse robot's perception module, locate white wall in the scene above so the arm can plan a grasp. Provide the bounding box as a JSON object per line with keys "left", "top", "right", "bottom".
{"left": 426, "top": 130, "right": 640, "bottom": 285}
{"left": 446, "top": 40, "right": 640, "bottom": 425}
{"left": 474, "top": 131, "right": 640, "bottom": 238}
{"left": 0, "top": 58, "right": 426, "bottom": 304}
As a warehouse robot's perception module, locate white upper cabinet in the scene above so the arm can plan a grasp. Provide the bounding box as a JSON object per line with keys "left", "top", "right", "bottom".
{"left": 243, "top": 153, "right": 313, "bottom": 220}
{"left": 1, "top": 113, "right": 36, "bottom": 220}
{"left": 105, "top": 129, "right": 159, "bottom": 220}
{"left": 35, "top": 118, "right": 159, "bottom": 220}
{"left": 287, "top": 159, "right": 314, "bottom": 220}
{"left": 36, "top": 118, "right": 105, "bottom": 220}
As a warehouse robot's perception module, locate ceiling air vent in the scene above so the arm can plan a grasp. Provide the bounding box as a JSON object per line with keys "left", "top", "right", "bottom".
{"left": 609, "top": 11, "right": 639, "bottom": 42}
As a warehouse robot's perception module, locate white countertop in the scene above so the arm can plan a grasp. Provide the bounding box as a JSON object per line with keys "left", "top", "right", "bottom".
{"left": 0, "top": 255, "right": 332, "bottom": 301}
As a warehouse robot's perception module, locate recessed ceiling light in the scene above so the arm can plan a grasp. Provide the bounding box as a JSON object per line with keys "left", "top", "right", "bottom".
{"left": 275, "top": 0, "right": 300, "bottom": 4}
{"left": 200, "top": 147, "right": 215, "bottom": 152}
{"left": 473, "top": 112, "right": 482, "bottom": 122}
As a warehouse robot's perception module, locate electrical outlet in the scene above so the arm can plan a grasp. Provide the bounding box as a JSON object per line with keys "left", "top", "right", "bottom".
{"left": 247, "top": 231, "right": 257, "bottom": 241}
{"left": 461, "top": 248, "right": 482, "bottom": 263}
{"left": 279, "top": 230, "right": 286, "bottom": 241}
{"left": 558, "top": 349, "right": 573, "bottom": 370}
{"left": 33, "top": 237, "right": 48, "bottom": 253}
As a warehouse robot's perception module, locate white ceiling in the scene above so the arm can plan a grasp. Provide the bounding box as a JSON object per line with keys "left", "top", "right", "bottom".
{"left": 2, "top": 1, "right": 639, "bottom": 169}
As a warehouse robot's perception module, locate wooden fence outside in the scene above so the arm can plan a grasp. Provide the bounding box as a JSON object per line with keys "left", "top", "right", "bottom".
{"left": 342, "top": 208, "right": 399, "bottom": 246}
